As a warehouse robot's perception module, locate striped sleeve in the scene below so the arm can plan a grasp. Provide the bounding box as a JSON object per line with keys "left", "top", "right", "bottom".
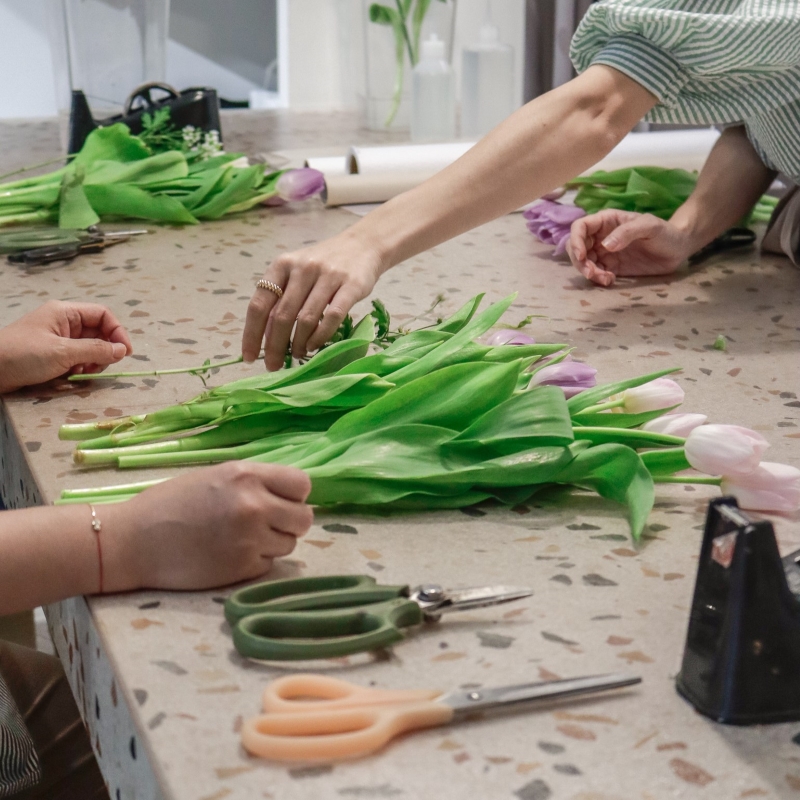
{"left": 569, "top": 0, "right": 800, "bottom": 180}
{"left": 0, "top": 676, "right": 40, "bottom": 798}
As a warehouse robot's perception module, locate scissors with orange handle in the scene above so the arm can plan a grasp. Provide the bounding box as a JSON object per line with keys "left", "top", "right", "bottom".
{"left": 242, "top": 672, "right": 642, "bottom": 762}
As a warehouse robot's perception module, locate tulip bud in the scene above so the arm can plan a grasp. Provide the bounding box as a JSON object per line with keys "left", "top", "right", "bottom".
{"left": 523, "top": 200, "right": 585, "bottom": 256}
{"left": 487, "top": 330, "right": 536, "bottom": 346}
{"left": 721, "top": 462, "right": 800, "bottom": 513}
{"left": 642, "top": 413, "right": 707, "bottom": 437}
{"left": 275, "top": 168, "right": 325, "bottom": 202}
{"left": 528, "top": 358, "right": 597, "bottom": 398}
{"left": 620, "top": 378, "right": 684, "bottom": 414}
{"left": 685, "top": 424, "right": 769, "bottom": 477}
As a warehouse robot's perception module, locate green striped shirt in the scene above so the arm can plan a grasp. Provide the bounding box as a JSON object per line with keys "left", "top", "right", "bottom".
{"left": 570, "top": 1, "right": 800, "bottom": 181}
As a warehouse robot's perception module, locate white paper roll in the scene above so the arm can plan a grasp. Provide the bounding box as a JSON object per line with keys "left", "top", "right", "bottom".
{"left": 305, "top": 156, "right": 348, "bottom": 176}
{"left": 347, "top": 141, "right": 476, "bottom": 175}
{"left": 323, "top": 171, "right": 437, "bottom": 207}
{"left": 343, "top": 129, "right": 719, "bottom": 179}
{"left": 583, "top": 128, "right": 720, "bottom": 175}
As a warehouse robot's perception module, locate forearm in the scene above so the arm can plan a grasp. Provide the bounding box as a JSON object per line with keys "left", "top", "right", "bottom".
{"left": 670, "top": 126, "right": 777, "bottom": 252}
{"left": 349, "top": 65, "right": 657, "bottom": 270}
{"left": 0, "top": 503, "right": 137, "bottom": 614}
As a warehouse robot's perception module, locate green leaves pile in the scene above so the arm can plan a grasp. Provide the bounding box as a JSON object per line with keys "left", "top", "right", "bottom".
{"left": 58, "top": 294, "right": 686, "bottom": 541}
{"left": 0, "top": 123, "right": 286, "bottom": 229}
{"left": 567, "top": 166, "right": 778, "bottom": 223}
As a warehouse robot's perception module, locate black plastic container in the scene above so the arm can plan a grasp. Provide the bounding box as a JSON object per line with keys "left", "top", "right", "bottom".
{"left": 68, "top": 83, "right": 221, "bottom": 155}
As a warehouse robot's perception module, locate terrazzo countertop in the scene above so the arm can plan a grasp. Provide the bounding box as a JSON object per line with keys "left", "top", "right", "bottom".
{"left": 1, "top": 111, "right": 800, "bottom": 800}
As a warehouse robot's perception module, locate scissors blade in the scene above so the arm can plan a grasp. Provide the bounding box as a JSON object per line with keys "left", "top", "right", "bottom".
{"left": 440, "top": 673, "right": 641, "bottom": 716}
{"left": 100, "top": 229, "right": 149, "bottom": 240}
{"left": 421, "top": 585, "right": 532, "bottom": 616}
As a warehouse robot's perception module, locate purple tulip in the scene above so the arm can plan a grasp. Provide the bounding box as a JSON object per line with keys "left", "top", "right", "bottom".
{"left": 528, "top": 357, "right": 597, "bottom": 398}
{"left": 523, "top": 199, "right": 586, "bottom": 256}
{"left": 275, "top": 168, "right": 325, "bottom": 202}
{"left": 487, "top": 329, "right": 536, "bottom": 346}
{"left": 721, "top": 461, "right": 800, "bottom": 513}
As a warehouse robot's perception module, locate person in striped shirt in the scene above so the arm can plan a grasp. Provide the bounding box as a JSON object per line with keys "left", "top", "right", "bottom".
{"left": 566, "top": 0, "right": 800, "bottom": 285}
{"left": 242, "top": 1, "right": 800, "bottom": 369}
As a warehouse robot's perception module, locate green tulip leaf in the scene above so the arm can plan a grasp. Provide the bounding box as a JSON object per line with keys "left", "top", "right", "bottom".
{"left": 58, "top": 167, "right": 100, "bottom": 229}
{"left": 552, "top": 443, "right": 654, "bottom": 540}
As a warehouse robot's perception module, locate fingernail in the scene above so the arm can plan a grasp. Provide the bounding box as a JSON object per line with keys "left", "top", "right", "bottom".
{"left": 111, "top": 342, "right": 126, "bottom": 359}
{"left": 601, "top": 236, "right": 617, "bottom": 249}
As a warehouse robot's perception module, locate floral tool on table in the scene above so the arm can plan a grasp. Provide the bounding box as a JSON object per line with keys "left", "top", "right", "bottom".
{"left": 56, "top": 294, "right": 800, "bottom": 539}
{"left": 223, "top": 573, "right": 531, "bottom": 661}
{"left": 240, "top": 672, "right": 641, "bottom": 762}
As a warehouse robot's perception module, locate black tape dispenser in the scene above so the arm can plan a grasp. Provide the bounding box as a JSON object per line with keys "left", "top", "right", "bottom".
{"left": 677, "top": 497, "right": 800, "bottom": 724}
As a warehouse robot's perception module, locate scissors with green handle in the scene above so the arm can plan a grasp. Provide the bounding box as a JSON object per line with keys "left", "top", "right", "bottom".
{"left": 242, "top": 672, "right": 642, "bottom": 762}
{"left": 224, "top": 575, "right": 532, "bottom": 661}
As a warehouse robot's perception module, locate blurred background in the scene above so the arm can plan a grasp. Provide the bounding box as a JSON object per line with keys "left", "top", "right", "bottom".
{"left": 0, "top": 0, "right": 592, "bottom": 121}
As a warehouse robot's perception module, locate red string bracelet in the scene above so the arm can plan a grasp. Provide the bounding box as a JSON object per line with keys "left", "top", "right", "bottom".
{"left": 89, "top": 504, "right": 103, "bottom": 594}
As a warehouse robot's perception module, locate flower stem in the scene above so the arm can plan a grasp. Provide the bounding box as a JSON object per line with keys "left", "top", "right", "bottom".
{"left": 0, "top": 155, "right": 74, "bottom": 183}
{"left": 68, "top": 355, "right": 245, "bottom": 381}
{"left": 653, "top": 476, "right": 722, "bottom": 486}
{"left": 579, "top": 399, "right": 625, "bottom": 414}
{"left": 395, "top": 0, "right": 417, "bottom": 63}
{"left": 60, "top": 478, "right": 166, "bottom": 499}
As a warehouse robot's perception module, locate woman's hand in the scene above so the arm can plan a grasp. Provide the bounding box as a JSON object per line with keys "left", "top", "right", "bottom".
{"left": 0, "top": 301, "right": 133, "bottom": 393}
{"left": 242, "top": 232, "right": 384, "bottom": 371}
{"left": 104, "top": 462, "right": 314, "bottom": 592}
{"left": 567, "top": 210, "right": 694, "bottom": 286}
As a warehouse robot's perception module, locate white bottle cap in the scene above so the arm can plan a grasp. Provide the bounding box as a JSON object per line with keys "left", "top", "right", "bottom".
{"left": 479, "top": 23, "right": 499, "bottom": 45}
{"left": 420, "top": 33, "right": 446, "bottom": 62}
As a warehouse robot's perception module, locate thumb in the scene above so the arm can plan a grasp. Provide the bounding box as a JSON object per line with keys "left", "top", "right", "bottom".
{"left": 63, "top": 338, "right": 127, "bottom": 368}
{"left": 601, "top": 217, "right": 659, "bottom": 252}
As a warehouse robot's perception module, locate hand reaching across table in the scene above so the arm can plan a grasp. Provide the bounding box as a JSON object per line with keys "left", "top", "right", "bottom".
{"left": 242, "top": 234, "right": 384, "bottom": 371}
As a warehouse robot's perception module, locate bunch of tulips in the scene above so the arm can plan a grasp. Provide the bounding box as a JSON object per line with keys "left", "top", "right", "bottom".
{"left": 56, "top": 294, "right": 799, "bottom": 539}
{"left": 0, "top": 123, "right": 324, "bottom": 230}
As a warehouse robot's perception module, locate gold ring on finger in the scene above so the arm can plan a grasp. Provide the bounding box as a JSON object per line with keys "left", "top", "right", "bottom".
{"left": 255, "top": 279, "right": 284, "bottom": 299}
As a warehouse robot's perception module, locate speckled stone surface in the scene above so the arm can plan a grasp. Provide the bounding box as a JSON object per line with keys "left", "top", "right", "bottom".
{"left": 1, "top": 110, "right": 800, "bottom": 800}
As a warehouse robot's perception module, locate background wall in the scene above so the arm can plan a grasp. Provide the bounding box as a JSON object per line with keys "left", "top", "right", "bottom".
{"left": 0, "top": 0, "right": 527, "bottom": 119}
{"left": 0, "top": 2, "right": 60, "bottom": 118}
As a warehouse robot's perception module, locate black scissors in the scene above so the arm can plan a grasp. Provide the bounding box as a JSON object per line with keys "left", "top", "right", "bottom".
{"left": 688, "top": 227, "right": 756, "bottom": 266}
{"left": 1, "top": 226, "right": 148, "bottom": 266}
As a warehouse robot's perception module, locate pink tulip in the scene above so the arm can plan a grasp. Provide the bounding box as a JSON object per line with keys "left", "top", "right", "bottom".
{"left": 529, "top": 357, "right": 597, "bottom": 398}
{"left": 620, "top": 378, "right": 684, "bottom": 414}
{"left": 685, "top": 424, "right": 769, "bottom": 477}
{"left": 721, "top": 462, "right": 800, "bottom": 513}
{"left": 275, "top": 168, "right": 325, "bottom": 202}
{"left": 487, "top": 329, "right": 536, "bottom": 346}
{"left": 523, "top": 200, "right": 585, "bottom": 256}
{"left": 642, "top": 412, "right": 707, "bottom": 437}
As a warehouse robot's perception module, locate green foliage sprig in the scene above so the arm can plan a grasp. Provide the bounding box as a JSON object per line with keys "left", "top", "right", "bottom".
{"left": 368, "top": 0, "right": 448, "bottom": 126}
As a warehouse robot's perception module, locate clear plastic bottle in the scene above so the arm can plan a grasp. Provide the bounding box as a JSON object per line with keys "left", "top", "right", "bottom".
{"left": 461, "top": 22, "right": 515, "bottom": 138}
{"left": 411, "top": 34, "right": 456, "bottom": 143}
